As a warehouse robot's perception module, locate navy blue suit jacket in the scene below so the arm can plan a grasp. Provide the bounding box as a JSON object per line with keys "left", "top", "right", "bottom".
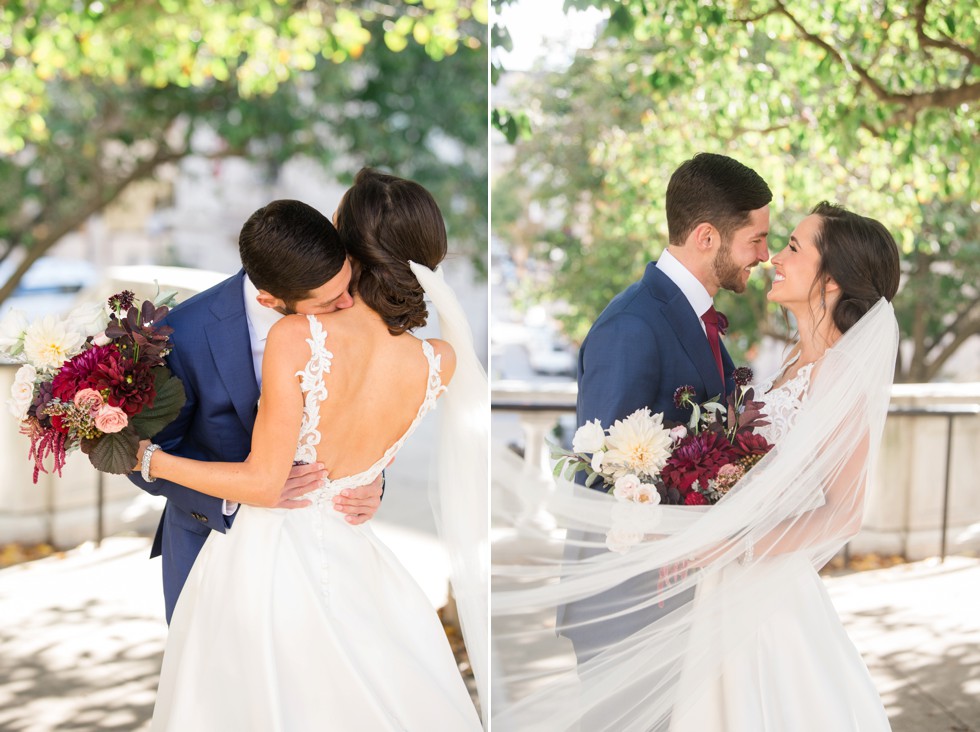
{"left": 577, "top": 261, "right": 735, "bottom": 434}
{"left": 128, "top": 270, "right": 259, "bottom": 622}
{"left": 559, "top": 261, "right": 736, "bottom": 660}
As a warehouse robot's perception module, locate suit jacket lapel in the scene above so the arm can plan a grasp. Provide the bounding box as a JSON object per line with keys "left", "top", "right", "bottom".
{"left": 643, "top": 263, "right": 727, "bottom": 399}
{"left": 205, "top": 271, "right": 260, "bottom": 434}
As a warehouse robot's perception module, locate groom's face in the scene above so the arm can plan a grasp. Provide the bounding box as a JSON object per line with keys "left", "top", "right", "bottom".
{"left": 264, "top": 258, "right": 355, "bottom": 315}
{"left": 713, "top": 205, "right": 770, "bottom": 294}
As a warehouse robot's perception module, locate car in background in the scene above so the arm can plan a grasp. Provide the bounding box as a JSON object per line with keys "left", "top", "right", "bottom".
{"left": 0, "top": 256, "right": 99, "bottom": 319}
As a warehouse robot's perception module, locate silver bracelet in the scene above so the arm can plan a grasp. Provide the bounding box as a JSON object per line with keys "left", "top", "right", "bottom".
{"left": 141, "top": 443, "right": 162, "bottom": 483}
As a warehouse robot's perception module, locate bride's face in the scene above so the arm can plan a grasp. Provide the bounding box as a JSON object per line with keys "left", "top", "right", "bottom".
{"left": 768, "top": 214, "right": 828, "bottom": 310}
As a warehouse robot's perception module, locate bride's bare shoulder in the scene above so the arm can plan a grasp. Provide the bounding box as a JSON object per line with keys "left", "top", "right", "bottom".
{"left": 425, "top": 338, "right": 456, "bottom": 386}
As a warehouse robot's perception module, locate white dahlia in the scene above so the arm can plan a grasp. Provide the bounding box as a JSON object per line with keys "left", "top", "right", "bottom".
{"left": 22, "top": 315, "right": 86, "bottom": 371}
{"left": 602, "top": 407, "right": 673, "bottom": 480}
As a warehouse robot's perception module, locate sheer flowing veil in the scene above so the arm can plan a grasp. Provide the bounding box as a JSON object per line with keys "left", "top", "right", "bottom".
{"left": 409, "top": 261, "right": 489, "bottom": 723}
{"left": 491, "top": 299, "right": 899, "bottom": 731}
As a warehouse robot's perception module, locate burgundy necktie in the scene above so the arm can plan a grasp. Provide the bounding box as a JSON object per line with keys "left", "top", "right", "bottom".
{"left": 701, "top": 306, "right": 726, "bottom": 384}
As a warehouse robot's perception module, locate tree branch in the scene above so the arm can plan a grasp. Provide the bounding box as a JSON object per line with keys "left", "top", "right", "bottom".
{"left": 914, "top": 0, "right": 980, "bottom": 67}
{"left": 923, "top": 315, "right": 980, "bottom": 381}
{"left": 772, "top": 0, "right": 980, "bottom": 120}
{"left": 924, "top": 297, "right": 980, "bottom": 357}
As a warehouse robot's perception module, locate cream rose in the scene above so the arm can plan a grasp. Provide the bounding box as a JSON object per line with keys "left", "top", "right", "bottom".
{"left": 7, "top": 364, "right": 37, "bottom": 420}
{"left": 612, "top": 474, "right": 642, "bottom": 501}
{"left": 605, "top": 526, "right": 644, "bottom": 554}
{"left": 94, "top": 404, "right": 128, "bottom": 433}
{"left": 572, "top": 419, "right": 606, "bottom": 454}
{"left": 67, "top": 302, "right": 110, "bottom": 339}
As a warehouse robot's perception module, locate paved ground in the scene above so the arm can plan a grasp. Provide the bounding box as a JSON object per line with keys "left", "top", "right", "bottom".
{"left": 0, "top": 418, "right": 466, "bottom": 732}
{"left": 490, "top": 545, "right": 980, "bottom": 732}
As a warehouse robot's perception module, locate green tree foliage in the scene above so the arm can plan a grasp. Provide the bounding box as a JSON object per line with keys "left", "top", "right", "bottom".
{"left": 495, "top": 0, "right": 979, "bottom": 381}
{"left": 0, "top": 0, "right": 488, "bottom": 303}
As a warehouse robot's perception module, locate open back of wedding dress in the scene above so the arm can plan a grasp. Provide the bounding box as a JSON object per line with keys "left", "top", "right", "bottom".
{"left": 152, "top": 315, "right": 482, "bottom": 731}
{"left": 492, "top": 299, "right": 898, "bottom": 731}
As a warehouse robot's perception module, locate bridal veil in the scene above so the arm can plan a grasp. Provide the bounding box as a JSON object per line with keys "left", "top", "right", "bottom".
{"left": 491, "top": 299, "right": 899, "bottom": 730}
{"left": 409, "top": 261, "right": 489, "bottom": 724}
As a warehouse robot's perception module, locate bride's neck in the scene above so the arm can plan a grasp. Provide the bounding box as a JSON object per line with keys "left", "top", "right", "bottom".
{"left": 791, "top": 301, "right": 841, "bottom": 364}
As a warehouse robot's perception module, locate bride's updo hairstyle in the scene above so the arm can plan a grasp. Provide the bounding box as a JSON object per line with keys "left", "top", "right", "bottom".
{"left": 335, "top": 168, "right": 448, "bottom": 336}
{"left": 810, "top": 201, "right": 900, "bottom": 334}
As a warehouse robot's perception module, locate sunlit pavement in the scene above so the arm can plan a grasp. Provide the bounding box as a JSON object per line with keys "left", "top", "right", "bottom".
{"left": 0, "top": 419, "right": 458, "bottom": 732}
{"left": 826, "top": 555, "right": 980, "bottom": 732}
{"left": 492, "top": 525, "right": 980, "bottom": 731}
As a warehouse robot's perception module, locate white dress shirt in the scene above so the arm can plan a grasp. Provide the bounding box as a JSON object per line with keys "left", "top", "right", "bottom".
{"left": 656, "top": 249, "right": 713, "bottom": 335}
{"left": 220, "top": 276, "right": 285, "bottom": 516}
{"left": 243, "top": 275, "right": 285, "bottom": 389}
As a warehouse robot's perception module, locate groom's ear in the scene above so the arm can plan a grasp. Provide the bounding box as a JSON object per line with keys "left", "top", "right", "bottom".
{"left": 691, "top": 223, "right": 719, "bottom": 252}
{"left": 255, "top": 289, "right": 287, "bottom": 311}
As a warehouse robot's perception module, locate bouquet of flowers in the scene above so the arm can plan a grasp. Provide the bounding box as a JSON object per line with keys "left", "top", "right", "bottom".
{"left": 1, "top": 290, "right": 186, "bottom": 482}
{"left": 553, "top": 367, "right": 775, "bottom": 516}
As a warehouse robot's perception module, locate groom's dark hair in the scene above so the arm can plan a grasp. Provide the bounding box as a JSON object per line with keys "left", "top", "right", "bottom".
{"left": 666, "top": 153, "right": 772, "bottom": 245}
{"left": 239, "top": 200, "right": 347, "bottom": 303}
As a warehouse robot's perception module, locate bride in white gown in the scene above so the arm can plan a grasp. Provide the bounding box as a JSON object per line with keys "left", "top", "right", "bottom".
{"left": 139, "top": 169, "right": 486, "bottom": 731}
{"left": 492, "top": 202, "right": 901, "bottom": 731}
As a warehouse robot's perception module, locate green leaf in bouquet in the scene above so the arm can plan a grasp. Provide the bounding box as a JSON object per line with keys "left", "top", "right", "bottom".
{"left": 552, "top": 459, "right": 564, "bottom": 479}
{"left": 585, "top": 471, "right": 600, "bottom": 488}
{"left": 84, "top": 428, "right": 140, "bottom": 475}
{"left": 131, "top": 367, "right": 187, "bottom": 439}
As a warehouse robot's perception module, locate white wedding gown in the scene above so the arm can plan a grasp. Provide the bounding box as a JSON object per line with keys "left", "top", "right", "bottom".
{"left": 151, "top": 317, "right": 482, "bottom": 731}
{"left": 671, "top": 360, "right": 891, "bottom": 731}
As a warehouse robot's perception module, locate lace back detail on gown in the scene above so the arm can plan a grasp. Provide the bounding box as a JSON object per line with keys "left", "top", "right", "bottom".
{"left": 293, "top": 314, "right": 447, "bottom": 496}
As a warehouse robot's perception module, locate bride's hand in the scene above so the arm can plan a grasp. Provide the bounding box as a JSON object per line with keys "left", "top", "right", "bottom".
{"left": 133, "top": 439, "right": 153, "bottom": 471}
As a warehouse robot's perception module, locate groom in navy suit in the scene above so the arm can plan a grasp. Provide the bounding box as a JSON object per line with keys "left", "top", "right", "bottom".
{"left": 129, "top": 200, "right": 384, "bottom": 622}
{"left": 559, "top": 153, "right": 772, "bottom": 661}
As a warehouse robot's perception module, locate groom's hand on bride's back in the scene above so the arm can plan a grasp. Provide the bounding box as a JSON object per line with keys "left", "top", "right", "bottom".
{"left": 269, "top": 461, "right": 330, "bottom": 509}
{"left": 271, "top": 459, "right": 385, "bottom": 524}
{"left": 332, "top": 468, "right": 385, "bottom": 525}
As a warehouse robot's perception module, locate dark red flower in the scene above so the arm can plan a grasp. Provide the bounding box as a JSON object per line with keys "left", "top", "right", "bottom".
{"left": 673, "top": 385, "right": 696, "bottom": 409}
{"left": 733, "top": 366, "right": 754, "bottom": 386}
{"left": 52, "top": 344, "right": 118, "bottom": 401}
{"left": 49, "top": 414, "right": 70, "bottom": 434}
{"left": 731, "top": 432, "right": 773, "bottom": 460}
{"left": 661, "top": 431, "right": 738, "bottom": 491}
{"left": 684, "top": 491, "right": 708, "bottom": 506}
{"left": 107, "top": 290, "right": 136, "bottom": 313}
{"left": 92, "top": 352, "right": 156, "bottom": 416}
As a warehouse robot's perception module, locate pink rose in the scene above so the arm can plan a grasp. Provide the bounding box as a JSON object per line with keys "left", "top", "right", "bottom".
{"left": 669, "top": 425, "right": 687, "bottom": 442}
{"left": 73, "top": 388, "right": 105, "bottom": 413}
{"left": 94, "top": 404, "right": 128, "bottom": 433}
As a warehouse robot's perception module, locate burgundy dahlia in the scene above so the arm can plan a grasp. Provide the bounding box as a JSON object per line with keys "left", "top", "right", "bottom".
{"left": 92, "top": 352, "right": 156, "bottom": 416}
{"left": 731, "top": 431, "right": 773, "bottom": 460}
{"left": 661, "top": 431, "right": 738, "bottom": 491}
{"left": 52, "top": 344, "right": 119, "bottom": 401}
